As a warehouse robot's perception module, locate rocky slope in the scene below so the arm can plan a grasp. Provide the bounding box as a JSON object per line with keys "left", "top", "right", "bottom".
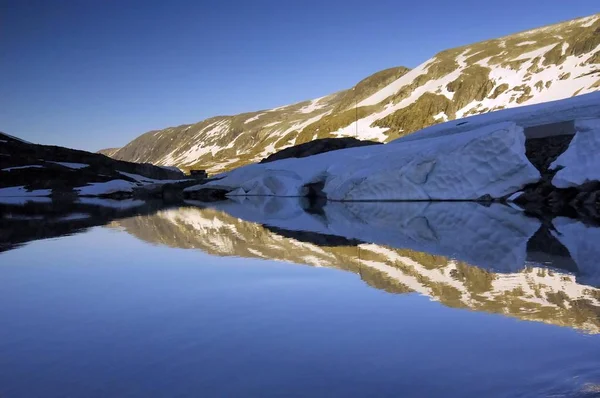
{"left": 0, "top": 132, "right": 189, "bottom": 199}
{"left": 104, "top": 13, "right": 600, "bottom": 174}
{"left": 97, "top": 147, "right": 120, "bottom": 157}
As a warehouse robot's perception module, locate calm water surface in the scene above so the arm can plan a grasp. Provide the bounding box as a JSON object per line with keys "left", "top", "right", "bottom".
{"left": 0, "top": 200, "right": 599, "bottom": 397}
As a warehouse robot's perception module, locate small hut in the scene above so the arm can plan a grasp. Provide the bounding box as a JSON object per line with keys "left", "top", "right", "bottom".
{"left": 190, "top": 169, "right": 208, "bottom": 179}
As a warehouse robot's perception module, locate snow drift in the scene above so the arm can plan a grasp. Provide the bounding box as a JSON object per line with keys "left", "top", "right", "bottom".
{"left": 189, "top": 120, "right": 540, "bottom": 201}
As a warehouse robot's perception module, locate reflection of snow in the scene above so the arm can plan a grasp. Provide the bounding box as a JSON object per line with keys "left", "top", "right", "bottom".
{"left": 200, "top": 197, "right": 540, "bottom": 273}
{"left": 553, "top": 217, "right": 600, "bottom": 287}
{"left": 0, "top": 186, "right": 51, "bottom": 197}
{"left": 2, "top": 165, "right": 45, "bottom": 171}
{"left": 76, "top": 198, "right": 146, "bottom": 210}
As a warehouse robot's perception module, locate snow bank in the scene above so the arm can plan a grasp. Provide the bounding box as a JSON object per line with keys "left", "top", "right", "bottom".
{"left": 551, "top": 118, "right": 600, "bottom": 188}
{"left": 190, "top": 121, "right": 539, "bottom": 200}
{"left": 325, "top": 122, "right": 539, "bottom": 200}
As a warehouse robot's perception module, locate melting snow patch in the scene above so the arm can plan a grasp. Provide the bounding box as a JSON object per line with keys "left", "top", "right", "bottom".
{"left": 433, "top": 112, "right": 449, "bottom": 122}
{"left": 244, "top": 113, "right": 266, "bottom": 124}
{"left": 516, "top": 41, "right": 537, "bottom": 46}
{"left": 48, "top": 161, "right": 89, "bottom": 169}
{"left": 580, "top": 15, "right": 599, "bottom": 28}
{"left": 514, "top": 44, "right": 558, "bottom": 61}
{"left": 298, "top": 96, "right": 327, "bottom": 113}
{"left": 358, "top": 58, "right": 435, "bottom": 107}
{"left": 118, "top": 171, "right": 158, "bottom": 183}
{"left": 2, "top": 165, "right": 44, "bottom": 171}
{"left": 75, "top": 180, "right": 135, "bottom": 196}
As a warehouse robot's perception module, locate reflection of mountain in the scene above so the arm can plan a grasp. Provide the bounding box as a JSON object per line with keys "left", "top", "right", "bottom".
{"left": 115, "top": 203, "right": 600, "bottom": 334}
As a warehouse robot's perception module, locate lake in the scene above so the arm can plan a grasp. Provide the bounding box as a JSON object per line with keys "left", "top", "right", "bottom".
{"left": 1, "top": 198, "right": 599, "bottom": 397}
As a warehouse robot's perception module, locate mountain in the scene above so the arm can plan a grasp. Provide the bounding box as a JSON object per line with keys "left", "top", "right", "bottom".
{"left": 0, "top": 132, "right": 186, "bottom": 199}
{"left": 104, "top": 13, "right": 600, "bottom": 174}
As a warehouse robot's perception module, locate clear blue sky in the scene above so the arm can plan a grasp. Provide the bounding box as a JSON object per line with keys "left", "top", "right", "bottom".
{"left": 2, "top": 0, "right": 598, "bottom": 151}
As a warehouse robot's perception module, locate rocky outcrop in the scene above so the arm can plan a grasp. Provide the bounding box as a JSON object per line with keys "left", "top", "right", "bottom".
{"left": 259, "top": 137, "right": 381, "bottom": 164}
{"left": 515, "top": 120, "right": 600, "bottom": 222}
{"left": 0, "top": 132, "right": 189, "bottom": 199}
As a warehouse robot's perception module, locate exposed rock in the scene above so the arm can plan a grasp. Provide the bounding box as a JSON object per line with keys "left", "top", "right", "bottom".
{"left": 259, "top": 137, "right": 381, "bottom": 164}
{"left": 526, "top": 225, "right": 578, "bottom": 274}
{"left": 185, "top": 188, "right": 229, "bottom": 202}
{"left": 265, "top": 226, "right": 363, "bottom": 247}
{"left": 0, "top": 132, "right": 188, "bottom": 197}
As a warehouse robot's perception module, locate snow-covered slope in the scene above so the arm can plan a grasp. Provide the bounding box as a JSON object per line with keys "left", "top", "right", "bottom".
{"left": 105, "top": 13, "right": 600, "bottom": 174}
{"left": 186, "top": 92, "right": 600, "bottom": 200}
{"left": 190, "top": 120, "right": 540, "bottom": 200}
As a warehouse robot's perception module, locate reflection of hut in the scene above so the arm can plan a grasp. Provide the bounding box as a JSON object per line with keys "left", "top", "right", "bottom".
{"left": 190, "top": 169, "right": 208, "bottom": 179}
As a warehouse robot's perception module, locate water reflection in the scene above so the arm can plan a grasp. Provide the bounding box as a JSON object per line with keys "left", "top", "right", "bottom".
{"left": 0, "top": 198, "right": 174, "bottom": 252}
{"left": 2, "top": 197, "right": 600, "bottom": 333}
{"left": 116, "top": 198, "right": 600, "bottom": 334}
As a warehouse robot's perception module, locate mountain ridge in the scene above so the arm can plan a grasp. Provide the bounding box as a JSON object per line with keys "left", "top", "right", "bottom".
{"left": 103, "top": 13, "right": 600, "bottom": 174}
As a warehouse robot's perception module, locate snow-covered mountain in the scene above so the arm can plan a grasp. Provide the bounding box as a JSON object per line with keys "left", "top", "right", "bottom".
{"left": 105, "top": 13, "right": 600, "bottom": 174}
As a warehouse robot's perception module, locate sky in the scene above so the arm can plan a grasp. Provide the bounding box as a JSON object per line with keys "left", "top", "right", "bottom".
{"left": 2, "top": 0, "right": 599, "bottom": 151}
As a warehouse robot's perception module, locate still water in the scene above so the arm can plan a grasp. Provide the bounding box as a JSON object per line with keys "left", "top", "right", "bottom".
{"left": 1, "top": 198, "right": 599, "bottom": 397}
